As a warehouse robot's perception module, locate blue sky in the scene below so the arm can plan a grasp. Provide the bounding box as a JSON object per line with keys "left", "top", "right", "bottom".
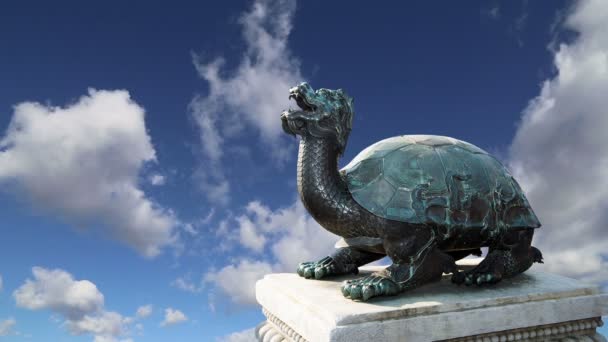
{"left": 1, "top": 0, "right": 607, "bottom": 341}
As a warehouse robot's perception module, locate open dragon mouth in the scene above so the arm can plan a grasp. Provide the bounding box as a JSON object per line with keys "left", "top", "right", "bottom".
{"left": 289, "top": 92, "right": 316, "bottom": 112}
{"left": 281, "top": 87, "right": 317, "bottom": 135}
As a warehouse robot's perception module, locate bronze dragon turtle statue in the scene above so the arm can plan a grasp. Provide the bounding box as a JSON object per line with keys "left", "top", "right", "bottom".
{"left": 280, "top": 82, "right": 543, "bottom": 301}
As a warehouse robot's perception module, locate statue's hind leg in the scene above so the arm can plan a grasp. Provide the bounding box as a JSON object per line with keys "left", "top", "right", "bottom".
{"left": 342, "top": 226, "right": 457, "bottom": 301}
{"left": 297, "top": 246, "right": 385, "bottom": 279}
{"left": 452, "top": 228, "right": 543, "bottom": 286}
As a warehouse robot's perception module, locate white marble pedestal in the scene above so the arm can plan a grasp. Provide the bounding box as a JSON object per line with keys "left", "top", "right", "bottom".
{"left": 255, "top": 260, "right": 607, "bottom": 341}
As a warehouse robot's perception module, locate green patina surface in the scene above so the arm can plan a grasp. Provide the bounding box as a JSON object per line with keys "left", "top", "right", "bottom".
{"left": 340, "top": 135, "right": 540, "bottom": 235}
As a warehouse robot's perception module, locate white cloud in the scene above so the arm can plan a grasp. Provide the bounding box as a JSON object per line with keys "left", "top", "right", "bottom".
{"left": 171, "top": 276, "right": 203, "bottom": 293}
{"left": 148, "top": 174, "right": 166, "bottom": 186}
{"left": 190, "top": 0, "right": 302, "bottom": 204}
{"left": 216, "top": 327, "right": 256, "bottom": 342}
{"left": 193, "top": 166, "right": 231, "bottom": 206}
{"left": 0, "top": 89, "right": 178, "bottom": 257}
{"left": 160, "top": 308, "right": 187, "bottom": 327}
{"left": 201, "top": 208, "right": 216, "bottom": 224}
{"left": 135, "top": 305, "right": 152, "bottom": 319}
{"left": 13, "top": 267, "right": 133, "bottom": 341}
{"left": 179, "top": 208, "right": 216, "bottom": 237}
{"left": 509, "top": 0, "right": 608, "bottom": 285}
{"left": 243, "top": 200, "right": 338, "bottom": 270}
{"left": 66, "top": 311, "right": 129, "bottom": 338}
{"left": 14, "top": 267, "right": 104, "bottom": 320}
{"left": 204, "top": 259, "right": 273, "bottom": 306}
{"left": 237, "top": 216, "right": 267, "bottom": 252}
{"left": 204, "top": 199, "right": 337, "bottom": 306}
{"left": 0, "top": 318, "right": 16, "bottom": 336}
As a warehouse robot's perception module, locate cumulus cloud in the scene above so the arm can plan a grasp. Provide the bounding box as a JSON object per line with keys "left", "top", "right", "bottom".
{"left": 0, "top": 318, "right": 16, "bottom": 336}
{"left": 135, "top": 305, "right": 152, "bottom": 319}
{"left": 204, "top": 199, "right": 337, "bottom": 306}
{"left": 237, "top": 215, "right": 267, "bottom": 252}
{"left": 216, "top": 327, "right": 256, "bottom": 342}
{"left": 509, "top": 0, "right": 608, "bottom": 286}
{"left": 148, "top": 174, "right": 166, "bottom": 186}
{"left": 13, "top": 267, "right": 133, "bottom": 341}
{"left": 190, "top": 0, "right": 303, "bottom": 204}
{"left": 160, "top": 308, "right": 188, "bottom": 327}
{"left": 204, "top": 260, "right": 273, "bottom": 306}
{"left": 0, "top": 89, "right": 178, "bottom": 257}
{"left": 14, "top": 267, "right": 104, "bottom": 320}
{"left": 66, "top": 311, "right": 129, "bottom": 339}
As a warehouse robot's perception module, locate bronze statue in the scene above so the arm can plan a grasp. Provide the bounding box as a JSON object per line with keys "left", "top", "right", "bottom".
{"left": 281, "top": 82, "right": 543, "bottom": 301}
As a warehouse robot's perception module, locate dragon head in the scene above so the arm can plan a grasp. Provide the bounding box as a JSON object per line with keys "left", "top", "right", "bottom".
{"left": 281, "top": 82, "right": 354, "bottom": 155}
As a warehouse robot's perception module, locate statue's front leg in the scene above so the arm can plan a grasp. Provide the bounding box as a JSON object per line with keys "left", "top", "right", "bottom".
{"left": 297, "top": 247, "right": 385, "bottom": 280}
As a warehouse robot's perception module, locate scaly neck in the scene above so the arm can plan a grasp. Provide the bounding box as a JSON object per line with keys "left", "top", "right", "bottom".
{"left": 296, "top": 135, "right": 353, "bottom": 236}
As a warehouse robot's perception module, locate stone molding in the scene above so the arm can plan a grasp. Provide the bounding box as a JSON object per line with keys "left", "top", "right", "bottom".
{"left": 255, "top": 308, "right": 308, "bottom": 342}
{"left": 256, "top": 314, "right": 605, "bottom": 342}
{"left": 441, "top": 316, "right": 605, "bottom": 342}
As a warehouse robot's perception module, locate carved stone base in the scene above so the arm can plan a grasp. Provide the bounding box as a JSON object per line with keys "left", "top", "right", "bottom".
{"left": 256, "top": 316, "right": 605, "bottom": 342}
{"left": 255, "top": 261, "right": 607, "bottom": 342}
{"left": 442, "top": 317, "right": 605, "bottom": 341}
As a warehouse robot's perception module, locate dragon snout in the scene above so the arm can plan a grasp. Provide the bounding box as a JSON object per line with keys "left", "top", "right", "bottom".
{"left": 289, "top": 85, "right": 316, "bottom": 112}
{"left": 282, "top": 82, "right": 317, "bottom": 136}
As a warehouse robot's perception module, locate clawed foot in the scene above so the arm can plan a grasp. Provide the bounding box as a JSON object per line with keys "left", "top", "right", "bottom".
{"left": 452, "top": 270, "right": 502, "bottom": 286}
{"left": 297, "top": 256, "right": 358, "bottom": 279}
{"left": 452, "top": 246, "right": 543, "bottom": 286}
{"left": 452, "top": 256, "right": 503, "bottom": 286}
{"left": 341, "top": 275, "right": 401, "bottom": 301}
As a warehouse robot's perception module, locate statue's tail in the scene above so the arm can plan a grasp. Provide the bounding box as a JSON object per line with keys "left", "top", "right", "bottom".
{"left": 531, "top": 246, "right": 543, "bottom": 263}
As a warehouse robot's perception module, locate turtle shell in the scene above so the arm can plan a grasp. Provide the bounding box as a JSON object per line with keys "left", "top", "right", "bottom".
{"left": 340, "top": 135, "right": 541, "bottom": 233}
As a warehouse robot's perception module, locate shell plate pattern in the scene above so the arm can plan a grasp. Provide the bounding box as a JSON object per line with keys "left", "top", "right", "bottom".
{"left": 340, "top": 135, "right": 541, "bottom": 235}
